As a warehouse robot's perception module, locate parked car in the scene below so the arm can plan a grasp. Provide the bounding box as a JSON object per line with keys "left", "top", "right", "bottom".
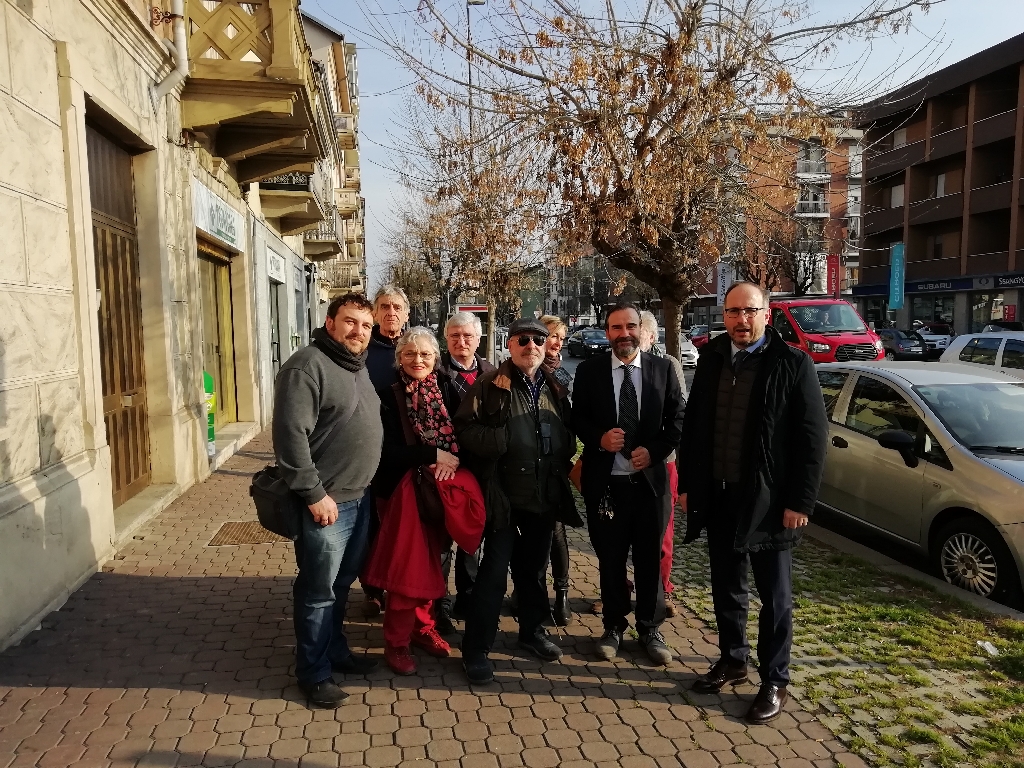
{"left": 770, "top": 298, "right": 884, "bottom": 363}
{"left": 493, "top": 327, "right": 510, "bottom": 364}
{"left": 913, "top": 321, "right": 955, "bottom": 358}
{"left": 877, "top": 329, "right": 928, "bottom": 360}
{"left": 688, "top": 325, "right": 709, "bottom": 348}
{"left": 815, "top": 361, "right": 1024, "bottom": 604}
{"left": 566, "top": 328, "right": 610, "bottom": 358}
{"left": 656, "top": 328, "right": 699, "bottom": 367}
{"left": 940, "top": 332, "right": 1024, "bottom": 381}
{"left": 983, "top": 321, "right": 1024, "bottom": 333}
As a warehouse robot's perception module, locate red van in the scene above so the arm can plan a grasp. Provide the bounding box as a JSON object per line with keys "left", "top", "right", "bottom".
{"left": 769, "top": 298, "right": 884, "bottom": 363}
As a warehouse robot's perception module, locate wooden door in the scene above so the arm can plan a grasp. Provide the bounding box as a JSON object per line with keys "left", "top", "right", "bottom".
{"left": 87, "top": 126, "right": 151, "bottom": 507}
{"left": 198, "top": 244, "right": 237, "bottom": 428}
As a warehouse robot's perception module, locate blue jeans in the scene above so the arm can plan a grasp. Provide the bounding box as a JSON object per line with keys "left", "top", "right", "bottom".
{"left": 293, "top": 491, "right": 370, "bottom": 686}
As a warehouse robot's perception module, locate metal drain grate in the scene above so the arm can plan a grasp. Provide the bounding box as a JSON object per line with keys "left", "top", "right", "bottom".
{"left": 208, "top": 521, "right": 289, "bottom": 546}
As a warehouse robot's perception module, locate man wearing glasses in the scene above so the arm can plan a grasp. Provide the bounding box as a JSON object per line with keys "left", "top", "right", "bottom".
{"left": 679, "top": 282, "right": 827, "bottom": 724}
{"left": 453, "top": 318, "right": 581, "bottom": 684}
{"left": 572, "top": 301, "right": 685, "bottom": 667}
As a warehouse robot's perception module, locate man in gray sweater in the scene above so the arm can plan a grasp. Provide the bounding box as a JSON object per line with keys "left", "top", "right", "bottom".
{"left": 273, "top": 293, "right": 384, "bottom": 707}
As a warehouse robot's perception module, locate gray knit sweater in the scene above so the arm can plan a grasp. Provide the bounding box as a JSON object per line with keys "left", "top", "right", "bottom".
{"left": 272, "top": 345, "right": 383, "bottom": 505}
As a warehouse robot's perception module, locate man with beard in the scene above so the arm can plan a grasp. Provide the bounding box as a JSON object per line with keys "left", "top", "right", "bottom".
{"left": 680, "top": 282, "right": 827, "bottom": 723}
{"left": 454, "top": 318, "right": 580, "bottom": 684}
{"left": 571, "top": 301, "right": 685, "bottom": 666}
{"left": 273, "top": 293, "right": 383, "bottom": 707}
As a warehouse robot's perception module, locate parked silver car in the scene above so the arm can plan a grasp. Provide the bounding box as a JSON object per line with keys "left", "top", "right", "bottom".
{"left": 815, "top": 361, "right": 1024, "bottom": 604}
{"left": 939, "top": 331, "right": 1024, "bottom": 381}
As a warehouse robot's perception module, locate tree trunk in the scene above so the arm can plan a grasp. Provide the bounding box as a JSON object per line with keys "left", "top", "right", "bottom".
{"left": 662, "top": 295, "right": 682, "bottom": 359}
{"left": 486, "top": 300, "right": 497, "bottom": 364}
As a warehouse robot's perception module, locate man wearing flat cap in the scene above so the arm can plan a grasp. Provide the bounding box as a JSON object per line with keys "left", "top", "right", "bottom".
{"left": 454, "top": 318, "right": 581, "bottom": 685}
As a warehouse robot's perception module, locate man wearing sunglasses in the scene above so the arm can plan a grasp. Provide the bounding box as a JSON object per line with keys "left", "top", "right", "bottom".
{"left": 679, "top": 281, "right": 827, "bottom": 724}
{"left": 572, "top": 301, "right": 685, "bottom": 667}
{"left": 453, "top": 318, "right": 581, "bottom": 684}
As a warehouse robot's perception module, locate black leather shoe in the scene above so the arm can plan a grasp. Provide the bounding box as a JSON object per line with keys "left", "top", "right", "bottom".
{"left": 299, "top": 677, "right": 348, "bottom": 708}
{"left": 692, "top": 659, "right": 749, "bottom": 694}
{"left": 331, "top": 654, "right": 378, "bottom": 675}
{"left": 552, "top": 588, "right": 572, "bottom": 626}
{"left": 464, "top": 653, "right": 494, "bottom": 685}
{"left": 518, "top": 630, "right": 563, "bottom": 661}
{"left": 638, "top": 631, "right": 674, "bottom": 666}
{"left": 434, "top": 603, "right": 458, "bottom": 636}
{"left": 746, "top": 683, "right": 788, "bottom": 724}
{"left": 595, "top": 628, "right": 622, "bottom": 661}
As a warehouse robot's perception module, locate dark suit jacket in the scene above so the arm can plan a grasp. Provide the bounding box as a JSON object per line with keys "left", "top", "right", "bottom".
{"left": 571, "top": 351, "right": 685, "bottom": 511}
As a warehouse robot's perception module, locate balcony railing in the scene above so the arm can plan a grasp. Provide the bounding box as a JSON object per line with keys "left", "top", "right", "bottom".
{"left": 795, "top": 200, "right": 829, "bottom": 215}
{"left": 303, "top": 204, "right": 343, "bottom": 260}
{"left": 337, "top": 189, "right": 360, "bottom": 217}
{"left": 335, "top": 113, "right": 357, "bottom": 149}
{"left": 795, "top": 160, "right": 829, "bottom": 176}
{"left": 344, "top": 220, "right": 364, "bottom": 243}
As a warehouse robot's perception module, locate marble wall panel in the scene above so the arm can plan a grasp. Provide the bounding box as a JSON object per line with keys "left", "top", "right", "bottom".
{"left": 6, "top": 7, "right": 59, "bottom": 122}
{"left": 0, "top": 93, "right": 66, "bottom": 204}
{"left": 0, "top": 6, "right": 11, "bottom": 93}
{"left": 0, "top": 384, "right": 40, "bottom": 484}
{"left": 0, "top": 291, "right": 77, "bottom": 380}
{"left": 23, "top": 200, "right": 72, "bottom": 289}
{"left": 0, "top": 191, "right": 27, "bottom": 285}
{"left": 37, "top": 378, "right": 84, "bottom": 467}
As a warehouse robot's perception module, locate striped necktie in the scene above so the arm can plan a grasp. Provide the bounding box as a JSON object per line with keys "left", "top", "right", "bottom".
{"left": 618, "top": 364, "right": 639, "bottom": 459}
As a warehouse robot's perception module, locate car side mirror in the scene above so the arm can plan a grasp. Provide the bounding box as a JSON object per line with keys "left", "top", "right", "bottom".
{"left": 877, "top": 430, "right": 918, "bottom": 468}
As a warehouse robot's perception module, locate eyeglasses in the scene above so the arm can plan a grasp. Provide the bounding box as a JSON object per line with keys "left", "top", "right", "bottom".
{"left": 515, "top": 335, "right": 547, "bottom": 347}
{"left": 401, "top": 351, "right": 436, "bottom": 360}
{"left": 724, "top": 307, "right": 764, "bottom": 319}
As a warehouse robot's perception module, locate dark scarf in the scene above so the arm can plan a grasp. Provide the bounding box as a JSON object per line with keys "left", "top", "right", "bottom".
{"left": 543, "top": 352, "right": 561, "bottom": 369}
{"left": 400, "top": 370, "right": 459, "bottom": 453}
{"left": 311, "top": 326, "right": 368, "bottom": 372}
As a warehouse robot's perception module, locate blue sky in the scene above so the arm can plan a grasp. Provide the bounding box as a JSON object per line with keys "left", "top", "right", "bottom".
{"left": 304, "top": 0, "right": 1024, "bottom": 289}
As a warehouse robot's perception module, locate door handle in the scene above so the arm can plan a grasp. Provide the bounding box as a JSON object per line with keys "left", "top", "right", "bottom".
{"left": 832, "top": 436, "right": 848, "bottom": 448}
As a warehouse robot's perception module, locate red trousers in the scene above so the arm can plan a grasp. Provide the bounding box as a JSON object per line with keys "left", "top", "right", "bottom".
{"left": 383, "top": 593, "right": 435, "bottom": 648}
{"left": 662, "top": 462, "right": 678, "bottom": 596}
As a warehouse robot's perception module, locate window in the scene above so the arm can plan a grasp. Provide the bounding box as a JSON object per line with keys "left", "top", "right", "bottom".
{"left": 817, "top": 371, "right": 849, "bottom": 420}
{"left": 772, "top": 309, "right": 799, "bottom": 343}
{"left": 893, "top": 128, "right": 908, "bottom": 148}
{"left": 845, "top": 376, "right": 921, "bottom": 437}
{"left": 958, "top": 337, "right": 1002, "bottom": 365}
{"left": 1001, "top": 340, "right": 1024, "bottom": 370}
{"left": 971, "top": 292, "right": 1006, "bottom": 332}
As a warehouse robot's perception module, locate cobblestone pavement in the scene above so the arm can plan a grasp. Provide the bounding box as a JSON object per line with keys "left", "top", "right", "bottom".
{"left": 0, "top": 430, "right": 861, "bottom": 768}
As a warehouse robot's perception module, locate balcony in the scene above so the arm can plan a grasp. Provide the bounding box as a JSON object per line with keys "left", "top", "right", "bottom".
{"left": 974, "top": 109, "right": 1017, "bottom": 147}
{"left": 795, "top": 160, "right": 829, "bottom": 177}
{"left": 348, "top": 242, "right": 364, "bottom": 260}
{"left": 303, "top": 204, "right": 343, "bottom": 260}
{"left": 259, "top": 167, "right": 327, "bottom": 235}
{"left": 182, "top": 0, "right": 330, "bottom": 183}
{"left": 967, "top": 251, "right": 1009, "bottom": 275}
{"left": 970, "top": 181, "right": 1012, "bottom": 215}
{"left": 336, "top": 189, "right": 360, "bottom": 218}
{"left": 335, "top": 113, "right": 356, "bottom": 149}
{"left": 343, "top": 148, "right": 360, "bottom": 189}
{"left": 908, "top": 193, "right": 963, "bottom": 226}
{"left": 864, "top": 140, "right": 925, "bottom": 179}
{"left": 863, "top": 205, "right": 904, "bottom": 235}
{"left": 928, "top": 126, "right": 966, "bottom": 161}
{"left": 344, "top": 220, "right": 364, "bottom": 243}
{"left": 795, "top": 200, "right": 829, "bottom": 216}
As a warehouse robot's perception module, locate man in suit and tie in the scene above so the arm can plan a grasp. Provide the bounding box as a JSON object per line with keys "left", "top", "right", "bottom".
{"left": 572, "top": 301, "right": 686, "bottom": 665}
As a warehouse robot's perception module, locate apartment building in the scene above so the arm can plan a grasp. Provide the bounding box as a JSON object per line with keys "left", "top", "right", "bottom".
{"left": 0, "top": 0, "right": 363, "bottom": 647}
{"left": 853, "top": 32, "right": 1024, "bottom": 332}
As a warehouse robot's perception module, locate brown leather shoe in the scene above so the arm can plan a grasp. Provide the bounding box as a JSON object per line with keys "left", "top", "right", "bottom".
{"left": 664, "top": 598, "right": 677, "bottom": 618}
{"left": 745, "top": 683, "right": 788, "bottom": 724}
{"left": 692, "top": 659, "right": 748, "bottom": 694}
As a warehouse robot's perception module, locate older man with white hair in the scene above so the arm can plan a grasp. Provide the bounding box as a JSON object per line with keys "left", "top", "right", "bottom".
{"left": 366, "top": 285, "right": 411, "bottom": 391}
{"left": 434, "top": 311, "right": 497, "bottom": 634}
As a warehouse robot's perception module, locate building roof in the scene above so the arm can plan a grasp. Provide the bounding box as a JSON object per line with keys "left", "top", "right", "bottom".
{"left": 856, "top": 31, "right": 1024, "bottom": 124}
{"left": 300, "top": 11, "right": 346, "bottom": 42}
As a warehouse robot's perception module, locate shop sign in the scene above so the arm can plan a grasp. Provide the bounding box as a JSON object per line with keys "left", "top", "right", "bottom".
{"left": 826, "top": 254, "right": 841, "bottom": 298}
{"left": 715, "top": 261, "right": 734, "bottom": 307}
{"left": 268, "top": 249, "right": 286, "bottom": 284}
{"left": 192, "top": 179, "right": 244, "bottom": 251}
{"left": 1005, "top": 305, "right": 1017, "bottom": 322}
{"left": 911, "top": 278, "right": 973, "bottom": 293}
{"left": 888, "top": 243, "right": 905, "bottom": 310}
{"left": 996, "top": 274, "right": 1024, "bottom": 289}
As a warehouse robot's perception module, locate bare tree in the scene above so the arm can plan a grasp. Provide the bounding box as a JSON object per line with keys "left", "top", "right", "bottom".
{"left": 369, "top": 0, "right": 942, "bottom": 354}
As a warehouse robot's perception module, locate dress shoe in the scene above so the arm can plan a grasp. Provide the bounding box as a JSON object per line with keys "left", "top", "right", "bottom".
{"left": 590, "top": 599, "right": 603, "bottom": 615}
{"left": 595, "top": 628, "right": 622, "bottom": 661}
{"left": 746, "top": 683, "right": 788, "bottom": 724}
{"left": 639, "top": 631, "right": 674, "bottom": 666}
{"left": 434, "top": 603, "right": 458, "bottom": 636}
{"left": 384, "top": 645, "right": 417, "bottom": 676}
{"left": 664, "top": 597, "right": 677, "bottom": 618}
{"left": 364, "top": 595, "right": 383, "bottom": 617}
{"left": 552, "top": 588, "right": 572, "bottom": 626}
{"left": 464, "top": 653, "right": 494, "bottom": 684}
{"left": 331, "top": 654, "right": 378, "bottom": 675}
{"left": 299, "top": 677, "right": 348, "bottom": 708}
{"left": 518, "top": 630, "right": 563, "bottom": 661}
{"left": 412, "top": 628, "right": 451, "bottom": 658}
{"left": 692, "top": 659, "right": 749, "bottom": 694}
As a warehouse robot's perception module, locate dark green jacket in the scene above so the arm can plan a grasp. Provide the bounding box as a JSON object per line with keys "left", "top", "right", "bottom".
{"left": 453, "top": 359, "right": 582, "bottom": 530}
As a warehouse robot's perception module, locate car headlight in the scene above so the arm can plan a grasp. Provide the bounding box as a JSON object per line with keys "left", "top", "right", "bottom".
{"left": 873, "top": 340, "right": 884, "bottom": 351}
{"left": 807, "top": 341, "right": 831, "bottom": 354}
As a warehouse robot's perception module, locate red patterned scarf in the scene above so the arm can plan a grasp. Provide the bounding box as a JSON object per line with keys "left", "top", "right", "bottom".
{"left": 401, "top": 371, "right": 459, "bottom": 453}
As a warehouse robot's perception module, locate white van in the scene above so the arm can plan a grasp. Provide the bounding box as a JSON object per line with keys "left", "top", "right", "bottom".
{"left": 939, "top": 332, "right": 1024, "bottom": 381}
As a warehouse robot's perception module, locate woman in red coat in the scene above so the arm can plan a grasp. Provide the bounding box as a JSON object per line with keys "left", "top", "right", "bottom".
{"left": 365, "top": 327, "right": 485, "bottom": 675}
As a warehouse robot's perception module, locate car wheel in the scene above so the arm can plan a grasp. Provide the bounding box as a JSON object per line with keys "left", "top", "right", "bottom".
{"left": 933, "top": 517, "right": 1022, "bottom": 603}
{"left": 884, "top": 350, "right": 896, "bottom": 361}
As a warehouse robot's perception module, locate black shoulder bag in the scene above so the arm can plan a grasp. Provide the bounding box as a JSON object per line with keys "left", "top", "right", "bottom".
{"left": 249, "top": 386, "right": 360, "bottom": 540}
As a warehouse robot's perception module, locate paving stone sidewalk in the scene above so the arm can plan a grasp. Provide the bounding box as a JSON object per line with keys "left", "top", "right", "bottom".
{"left": 0, "top": 429, "right": 860, "bottom": 768}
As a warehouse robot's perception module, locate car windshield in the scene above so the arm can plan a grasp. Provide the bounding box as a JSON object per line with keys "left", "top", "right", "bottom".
{"left": 582, "top": 330, "right": 605, "bottom": 340}
{"left": 788, "top": 303, "right": 866, "bottom": 333}
{"left": 922, "top": 324, "right": 952, "bottom": 335}
{"left": 898, "top": 330, "right": 924, "bottom": 341}
{"left": 915, "top": 383, "right": 1024, "bottom": 452}
{"left": 690, "top": 326, "right": 708, "bottom": 335}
